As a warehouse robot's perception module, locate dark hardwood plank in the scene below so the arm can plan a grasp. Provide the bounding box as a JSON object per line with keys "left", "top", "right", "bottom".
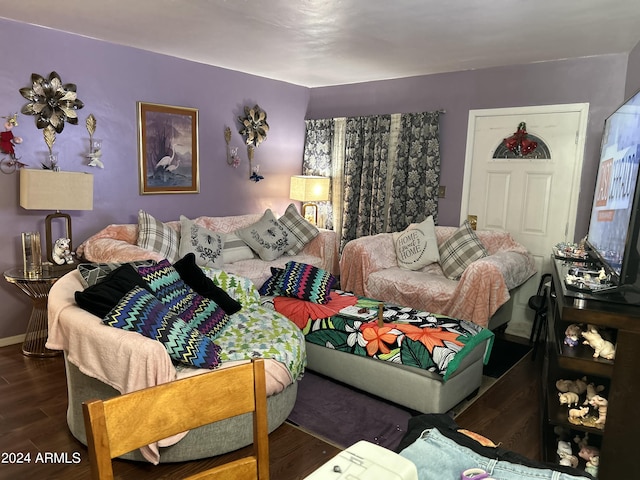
{"left": 455, "top": 335, "right": 544, "bottom": 461}
{"left": 0, "top": 343, "right": 340, "bottom": 479}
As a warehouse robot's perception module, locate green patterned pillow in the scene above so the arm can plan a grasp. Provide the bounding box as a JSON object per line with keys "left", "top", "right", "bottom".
{"left": 103, "top": 286, "right": 221, "bottom": 368}
{"left": 204, "top": 268, "right": 260, "bottom": 307}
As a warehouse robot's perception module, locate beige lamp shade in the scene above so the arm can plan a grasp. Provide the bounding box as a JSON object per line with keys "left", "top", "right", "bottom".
{"left": 19, "top": 169, "right": 94, "bottom": 267}
{"left": 20, "top": 169, "right": 94, "bottom": 211}
{"left": 289, "top": 175, "right": 330, "bottom": 202}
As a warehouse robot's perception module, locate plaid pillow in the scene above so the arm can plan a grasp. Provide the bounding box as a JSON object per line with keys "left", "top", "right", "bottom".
{"left": 438, "top": 221, "right": 489, "bottom": 280}
{"left": 136, "top": 210, "right": 179, "bottom": 263}
{"left": 278, "top": 203, "right": 319, "bottom": 255}
{"left": 137, "top": 260, "right": 229, "bottom": 338}
{"left": 77, "top": 260, "right": 156, "bottom": 287}
{"left": 103, "top": 286, "right": 221, "bottom": 368}
{"left": 263, "top": 261, "right": 336, "bottom": 304}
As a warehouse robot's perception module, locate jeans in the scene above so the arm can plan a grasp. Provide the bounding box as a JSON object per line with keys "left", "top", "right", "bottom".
{"left": 400, "top": 428, "right": 592, "bottom": 480}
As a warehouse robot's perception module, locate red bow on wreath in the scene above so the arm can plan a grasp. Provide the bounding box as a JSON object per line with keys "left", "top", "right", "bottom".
{"left": 504, "top": 122, "right": 537, "bottom": 156}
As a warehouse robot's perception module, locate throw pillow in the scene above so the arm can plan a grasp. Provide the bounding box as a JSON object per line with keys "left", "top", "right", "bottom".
{"left": 75, "top": 264, "right": 151, "bottom": 318}
{"left": 103, "top": 286, "right": 221, "bottom": 368}
{"left": 137, "top": 260, "right": 230, "bottom": 338}
{"left": 278, "top": 203, "right": 319, "bottom": 255}
{"left": 393, "top": 215, "right": 440, "bottom": 271}
{"left": 258, "top": 267, "right": 285, "bottom": 296}
{"left": 77, "top": 260, "right": 156, "bottom": 287}
{"left": 178, "top": 215, "right": 225, "bottom": 269}
{"left": 438, "top": 221, "right": 489, "bottom": 280}
{"left": 136, "top": 210, "right": 180, "bottom": 263}
{"left": 173, "top": 253, "right": 241, "bottom": 314}
{"left": 222, "top": 232, "right": 256, "bottom": 263}
{"left": 261, "top": 261, "right": 337, "bottom": 304}
{"left": 205, "top": 269, "right": 261, "bottom": 307}
{"left": 236, "top": 209, "right": 292, "bottom": 261}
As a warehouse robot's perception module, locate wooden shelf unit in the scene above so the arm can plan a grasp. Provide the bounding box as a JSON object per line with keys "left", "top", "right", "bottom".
{"left": 546, "top": 257, "right": 640, "bottom": 479}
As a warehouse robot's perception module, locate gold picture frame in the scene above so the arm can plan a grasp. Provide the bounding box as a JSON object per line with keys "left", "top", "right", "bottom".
{"left": 137, "top": 102, "right": 199, "bottom": 194}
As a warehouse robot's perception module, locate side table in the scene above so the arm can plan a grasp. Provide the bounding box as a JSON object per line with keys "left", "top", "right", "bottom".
{"left": 4, "top": 266, "right": 66, "bottom": 357}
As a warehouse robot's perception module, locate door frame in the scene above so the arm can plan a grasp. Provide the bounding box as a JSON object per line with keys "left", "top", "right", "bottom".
{"left": 460, "top": 103, "right": 590, "bottom": 242}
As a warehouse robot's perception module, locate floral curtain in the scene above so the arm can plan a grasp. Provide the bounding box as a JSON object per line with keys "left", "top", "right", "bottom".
{"left": 341, "top": 115, "right": 392, "bottom": 249}
{"left": 303, "top": 119, "right": 334, "bottom": 229}
{"left": 388, "top": 111, "right": 442, "bottom": 231}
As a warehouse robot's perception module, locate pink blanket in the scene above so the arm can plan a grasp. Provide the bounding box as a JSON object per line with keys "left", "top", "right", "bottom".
{"left": 46, "top": 270, "right": 291, "bottom": 463}
{"left": 340, "top": 227, "right": 536, "bottom": 328}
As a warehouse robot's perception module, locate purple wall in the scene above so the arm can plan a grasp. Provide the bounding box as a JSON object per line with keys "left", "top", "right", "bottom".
{"left": 0, "top": 18, "right": 309, "bottom": 339}
{"left": 307, "top": 55, "right": 629, "bottom": 239}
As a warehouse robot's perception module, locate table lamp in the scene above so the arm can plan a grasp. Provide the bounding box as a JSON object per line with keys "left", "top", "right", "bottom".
{"left": 19, "top": 169, "right": 94, "bottom": 267}
{"left": 289, "top": 175, "right": 330, "bottom": 225}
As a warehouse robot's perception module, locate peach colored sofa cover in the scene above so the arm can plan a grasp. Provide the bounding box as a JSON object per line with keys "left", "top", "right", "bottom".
{"left": 339, "top": 227, "right": 536, "bottom": 328}
{"left": 77, "top": 213, "right": 339, "bottom": 287}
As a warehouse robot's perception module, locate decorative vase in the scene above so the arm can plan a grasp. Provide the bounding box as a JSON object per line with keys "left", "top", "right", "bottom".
{"left": 21, "top": 232, "right": 42, "bottom": 277}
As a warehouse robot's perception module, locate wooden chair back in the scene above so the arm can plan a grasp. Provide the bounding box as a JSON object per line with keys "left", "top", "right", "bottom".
{"left": 82, "top": 358, "right": 269, "bottom": 480}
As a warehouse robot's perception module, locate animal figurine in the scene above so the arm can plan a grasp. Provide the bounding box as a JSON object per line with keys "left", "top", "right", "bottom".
{"left": 556, "top": 377, "right": 587, "bottom": 395}
{"left": 581, "top": 328, "right": 616, "bottom": 359}
{"left": 589, "top": 395, "right": 608, "bottom": 427}
{"left": 558, "top": 392, "right": 580, "bottom": 407}
{"left": 578, "top": 445, "right": 600, "bottom": 463}
{"left": 585, "top": 456, "right": 599, "bottom": 477}
{"left": 52, "top": 238, "right": 74, "bottom": 265}
{"left": 568, "top": 406, "right": 589, "bottom": 424}
{"left": 558, "top": 451, "right": 578, "bottom": 468}
{"left": 557, "top": 440, "right": 572, "bottom": 457}
{"left": 563, "top": 324, "right": 582, "bottom": 347}
{"left": 583, "top": 382, "right": 605, "bottom": 405}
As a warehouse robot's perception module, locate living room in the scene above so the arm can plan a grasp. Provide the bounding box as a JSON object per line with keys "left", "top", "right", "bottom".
{"left": 0, "top": 3, "right": 640, "bottom": 478}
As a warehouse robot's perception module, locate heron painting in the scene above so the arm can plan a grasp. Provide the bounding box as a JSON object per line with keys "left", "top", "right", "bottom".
{"left": 137, "top": 102, "right": 199, "bottom": 194}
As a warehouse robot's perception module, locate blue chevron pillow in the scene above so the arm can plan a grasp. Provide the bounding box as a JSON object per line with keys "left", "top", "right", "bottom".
{"left": 260, "top": 261, "right": 337, "bottom": 304}
{"left": 103, "top": 286, "right": 221, "bottom": 368}
{"left": 137, "top": 259, "right": 230, "bottom": 338}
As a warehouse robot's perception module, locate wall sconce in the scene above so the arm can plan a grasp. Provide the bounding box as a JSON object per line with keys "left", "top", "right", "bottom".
{"left": 86, "top": 114, "right": 103, "bottom": 168}
{"left": 19, "top": 169, "right": 94, "bottom": 270}
{"left": 224, "top": 126, "right": 240, "bottom": 168}
{"left": 289, "top": 175, "right": 330, "bottom": 225}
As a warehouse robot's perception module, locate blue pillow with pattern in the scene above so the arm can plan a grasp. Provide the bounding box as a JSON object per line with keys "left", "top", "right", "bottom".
{"left": 137, "top": 259, "right": 229, "bottom": 338}
{"left": 103, "top": 286, "right": 221, "bottom": 368}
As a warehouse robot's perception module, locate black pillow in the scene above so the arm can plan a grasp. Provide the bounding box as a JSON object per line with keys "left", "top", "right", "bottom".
{"left": 75, "top": 264, "right": 151, "bottom": 318}
{"left": 173, "top": 253, "right": 242, "bottom": 315}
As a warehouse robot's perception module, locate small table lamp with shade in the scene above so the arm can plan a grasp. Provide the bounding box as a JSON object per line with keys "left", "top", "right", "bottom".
{"left": 19, "top": 169, "right": 93, "bottom": 271}
{"left": 289, "top": 175, "right": 330, "bottom": 225}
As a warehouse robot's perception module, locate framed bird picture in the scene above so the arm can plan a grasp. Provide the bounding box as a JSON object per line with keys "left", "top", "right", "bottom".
{"left": 137, "top": 102, "right": 199, "bottom": 194}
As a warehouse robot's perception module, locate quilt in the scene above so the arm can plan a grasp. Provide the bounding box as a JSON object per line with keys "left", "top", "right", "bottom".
{"left": 277, "top": 292, "right": 494, "bottom": 381}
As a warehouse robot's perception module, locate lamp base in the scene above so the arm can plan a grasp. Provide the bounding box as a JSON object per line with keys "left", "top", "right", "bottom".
{"left": 44, "top": 260, "right": 80, "bottom": 274}
{"left": 302, "top": 203, "right": 318, "bottom": 225}
{"left": 45, "top": 211, "right": 73, "bottom": 264}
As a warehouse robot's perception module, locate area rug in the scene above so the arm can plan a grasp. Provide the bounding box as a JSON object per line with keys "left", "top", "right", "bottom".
{"left": 288, "top": 338, "right": 532, "bottom": 450}
{"left": 287, "top": 371, "right": 414, "bottom": 451}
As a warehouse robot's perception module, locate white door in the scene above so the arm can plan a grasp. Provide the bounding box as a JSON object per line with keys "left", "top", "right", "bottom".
{"left": 461, "top": 104, "right": 589, "bottom": 338}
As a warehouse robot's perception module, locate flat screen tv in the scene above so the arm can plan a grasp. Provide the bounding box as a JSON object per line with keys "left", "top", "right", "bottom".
{"left": 586, "top": 89, "right": 640, "bottom": 298}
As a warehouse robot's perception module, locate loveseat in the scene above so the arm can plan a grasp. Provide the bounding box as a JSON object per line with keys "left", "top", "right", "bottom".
{"left": 340, "top": 222, "right": 536, "bottom": 329}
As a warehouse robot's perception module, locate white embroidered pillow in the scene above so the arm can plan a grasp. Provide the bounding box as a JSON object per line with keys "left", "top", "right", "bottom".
{"left": 178, "top": 215, "right": 225, "bottom": 268}
{"left": 393, "top": 215, "right": 440, "bottom": 270}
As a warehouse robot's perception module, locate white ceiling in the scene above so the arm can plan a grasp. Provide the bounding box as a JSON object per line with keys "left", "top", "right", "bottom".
{"left": 3, "top": 0, "right": 640, "bottom": 88}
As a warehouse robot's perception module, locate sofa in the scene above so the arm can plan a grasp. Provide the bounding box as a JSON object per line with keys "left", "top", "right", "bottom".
{"left": 340, "top": 223, "right": 536, "bottom": 329}
{"left": 76, "top": 210, "right": 339, "bottom": 287}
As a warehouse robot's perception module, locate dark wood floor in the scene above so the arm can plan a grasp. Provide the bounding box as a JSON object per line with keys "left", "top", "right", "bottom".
{"left": 0, "top": 334, "right": 543, "bottom": 479}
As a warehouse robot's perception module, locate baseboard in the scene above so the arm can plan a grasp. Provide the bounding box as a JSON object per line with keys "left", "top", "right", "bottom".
{"left": 0, "top": 334, "right": 25, "bottom": 348}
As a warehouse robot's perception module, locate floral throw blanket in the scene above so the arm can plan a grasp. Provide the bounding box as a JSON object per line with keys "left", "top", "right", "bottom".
{"left": 296, "top": 293, "right": 494, "bottom": 381}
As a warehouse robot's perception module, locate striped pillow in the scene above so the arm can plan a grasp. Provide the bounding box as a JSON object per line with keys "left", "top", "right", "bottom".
{"left": 263, "top": 261, "right": 336, "bottom": 304}
{"left": 136, "top": 210, "right": 179, "bottom": 263}
{"left": 278, "top": 203, "right": 319, "bottom": 255}
{"left": 137, "top": 260, "right": 229, "bottom": 338}
{"left": 438, "top": 221, "right": 489, "bottom": 280}
{"left": 103, "top": 286, "right": 221, "bottom": 368}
